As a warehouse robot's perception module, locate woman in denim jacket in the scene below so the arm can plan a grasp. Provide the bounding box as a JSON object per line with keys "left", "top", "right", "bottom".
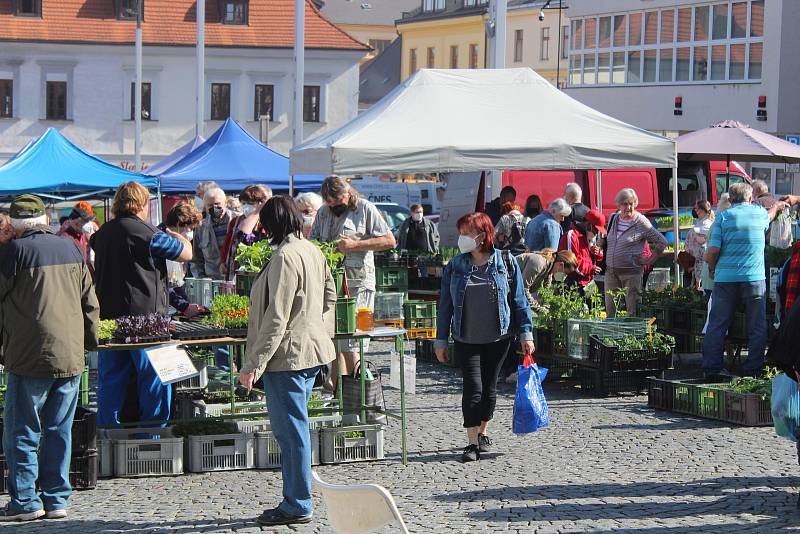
{"left": 435, "top": 212, "right": 534, "bottom": 462}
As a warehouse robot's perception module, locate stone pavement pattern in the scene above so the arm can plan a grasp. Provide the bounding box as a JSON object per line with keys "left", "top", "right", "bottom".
{"left": 4, "top": 341, "right": 800, "bottom": 533}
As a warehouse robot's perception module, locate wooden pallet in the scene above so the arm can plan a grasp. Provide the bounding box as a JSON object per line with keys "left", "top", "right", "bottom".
{"left": 375, "top": 319, "right": 404, "bottom": 329}
{"left": 406, "top": 327, "right": 436, "bottom": 339}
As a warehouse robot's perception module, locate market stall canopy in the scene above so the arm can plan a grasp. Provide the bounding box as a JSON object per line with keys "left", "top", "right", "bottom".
{"left": 290, "top": 68, "right": 676, "bottom": 175}
{"left": 145, "top": 135, "right": 205, "bottom": 176}
{"left": 159, "top": 118, "right": 324, "bottom": 193}
{"left": 0, "top": 128, "right": 156, "bottom": 199}
{"left": 677, "top": 120, "right": 800, "bottom": 163}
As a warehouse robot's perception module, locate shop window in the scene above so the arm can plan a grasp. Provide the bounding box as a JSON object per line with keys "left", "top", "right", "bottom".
{"left": 46, "top": 81, "right": 67, "bottom": 121}
{"left": 303, "top": 85, "right": 320, "bottom": 123}
{"left": 130, "top": 82, "right": 152, "bottom": 120}
{"left": 211, "top": 83, "right": 231, "bottom": 121}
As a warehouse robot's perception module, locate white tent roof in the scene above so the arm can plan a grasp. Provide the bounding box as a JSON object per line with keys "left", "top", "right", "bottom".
{"left": 290, "top": 68, "right": 676, "bottom": 176}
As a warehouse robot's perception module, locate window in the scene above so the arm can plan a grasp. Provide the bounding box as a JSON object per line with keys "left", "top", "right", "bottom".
{"left": 628, "top": 13, "right": 642, "bottom": 46}
{"left": 538, "top": 28, "right": 548, "bottom": 61}
{"left": 729, "top": 43, "right": 746, "bottom": 80}
{"left": 514, "top": 30, "right": 524, "bottom": 62}
{"left": 660, "top": 9, "right": 674, "bottom": 44}
{"left": 254, "top": 84, "right": 273, "bottom": 121}
{"left": 584, "top": 18, "right": 596, "bottom": 49}
{"left": 14, "top": 0, "right": 40, "bottom": 16}
{"left": 303, "top": 85, "right": 320, "bottom": 123}
{"left": 572, "top": 19, "right": 583, "bottom": 49}
{"left": 776, "top": 169, "right": 796, "bottom": 196}
{"left": 569, "top": 55, "right": 581, "bottom": 85}
{"left": 129, "top": 82, "right": 152, "bottom": 120}
{"left": 597, "top": 52, "right": 610, "bottom": 84}
{"left": 676, "top": 8, "right": 692, "bottom": 42}
{"left": 450, "top": 45, "right": 459, "bottom": 68}
{"left": 210, "top": 83, "right": 230, "bottom": 120}
{"left": 751, "top": 0, "right": 764, "bottom": 37}
{"left": 46, "top": 81, "right": 67, "bottom": 120}
{"left": 731, "top": 2, "right": 748, "bottom": 39}
{"left": 583, "top": 54, "right": 596, "bottom": 84}
{"left": 658, "top": 48, "right": 673, "bottom": 82}
{"left": 368, "top": 39, "right": 391, "bottom": 56}
{"left": 710, "top": 44, "right": 726, "bottom": 80}
{"left": 644, "top": 11, "right": 658, "bottom": 45}
{"left": 712, "top": 3, "right": 729, "bottom": 40}
{"left": 749, "top": 42, "right": 762, "bottom": 79}
{"left": 409, "top": 49, "right": 417, "bottom": 74}
{"left": 627, "top": 51, "right": 641, "bottom": 83}
{"left": 469, "top": 44, "right": 479, "bottom": 69}
{"left": 715, "top": 172, "right": 744, "bottom": 196}
{"left": 116, "top": 0, "right": 141, "bottom": 20}
{"left": 0, "top": 80, "right": 11, "bottom": 118}
{"left": 693, "top": 46, "right": 708, "bottom": 81}
{"left": 694, "top": 5, "right": 710, "bottom": 41}
{"left": 221, "top": 0, "right": 248, "bottom": 25}
{"left": 598, "top": 16, "right": 611, "bottom": 48}
{"left": 611, "top": 52, "right": 625, "bottom": 84}
{"left": 427, "top": 47, "right": 435, "bottom": 68}
{"left": 562, "top": 25, "right": 569, "bottom": 59}
{"left": 422, "top": 0, "right": 444, "bottom": 12}
{"left": 676, "top": 47, "right": 691, "bottom": 81}
{"left": 612, "top": 15, "right": 626, "bottom": 47}
{"left": 643, "top": 49, "right": 656, "bottom": 82}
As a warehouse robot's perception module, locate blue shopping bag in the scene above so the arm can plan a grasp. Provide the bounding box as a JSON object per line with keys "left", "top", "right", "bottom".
{"left": 512, "top": 353, "right": 549, "bottom": 434}
{"left": 771, "top": 373, "right": 800, "bottom": 442}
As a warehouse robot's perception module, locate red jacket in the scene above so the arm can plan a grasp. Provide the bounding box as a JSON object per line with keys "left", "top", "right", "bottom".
{"left": 559, "top": 226, "right": 603, "bottom": 287}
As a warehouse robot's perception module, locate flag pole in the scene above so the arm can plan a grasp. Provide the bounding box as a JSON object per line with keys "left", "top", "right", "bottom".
{"left": 291, "top": 0, "right": 305, "bottom": 197}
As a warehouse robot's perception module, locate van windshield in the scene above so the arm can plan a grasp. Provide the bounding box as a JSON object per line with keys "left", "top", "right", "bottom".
{"left": 660, "top": 163, "right": 707, "bottom": 207}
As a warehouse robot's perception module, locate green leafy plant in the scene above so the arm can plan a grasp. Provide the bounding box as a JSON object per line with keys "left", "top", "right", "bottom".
{"left": 207, "top": 294, "right": 250, "bottom": 328}
{"left": 534, "top": 283, "right": 602, "bottom": 329}
{"left": 97, "top": 319, "right": 117, "bottom": 341}
{"left": 723, "top": 366, "right": 779, "bottom": 400}
{"left": 172, "top": 420, "right": 239, "bottom": 437}
{"left": 235, "top": 241, "right": 273, "bottom": 273}
{"left": 343, "top": 430, "right": 366, "bottom": 439}
{"left": 310, "top": 240, "right": 345, "bottom": 271}
{"left": 607, "top": 288, "right": 629, "bottom": 317}
{"left": 601, "top": 332, "right": 675, "bottom": 360}
{"left": 654, "top": 214, "right": 694, "bottom": 230}
{"left": 439, "top": 247, "right": 460, "bottom": 263}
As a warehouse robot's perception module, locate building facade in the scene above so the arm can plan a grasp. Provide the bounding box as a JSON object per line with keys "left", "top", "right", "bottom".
{"left": 0, "top": 0, "right": 367, "bottom": 167}
{"left": 563, "top": 0, "right": 800, "bottom": 194}
{"left": 396, "top": 0, "right": 568, "bottom": 85}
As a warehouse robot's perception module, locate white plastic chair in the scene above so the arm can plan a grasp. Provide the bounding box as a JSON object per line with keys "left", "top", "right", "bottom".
{"left": 311, "top": 470, "right": 410, "bottom": 534}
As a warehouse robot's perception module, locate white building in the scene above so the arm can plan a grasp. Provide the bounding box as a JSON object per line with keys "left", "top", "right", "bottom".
{"left": 0, "top": 0, "right": 368, "bottom": 168}
{"left": 564, "top": 0, "right": 800, "bottom": 194}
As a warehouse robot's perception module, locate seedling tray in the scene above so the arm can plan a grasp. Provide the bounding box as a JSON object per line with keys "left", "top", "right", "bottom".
{"left": 170, "top": 321, "right": 228, "bottom": 340}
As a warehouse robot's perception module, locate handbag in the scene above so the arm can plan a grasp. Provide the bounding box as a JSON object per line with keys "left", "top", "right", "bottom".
{"left": 342, "top": 361, "right": 387, "bottom": 425}
{"left": 512, "top": 352, "right": 549, "bottom": 434}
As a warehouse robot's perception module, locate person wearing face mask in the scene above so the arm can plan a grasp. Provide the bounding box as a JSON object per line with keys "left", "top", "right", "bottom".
{"left": 523, "top": 195, "right": 543, "bottom": 223}
{"left": 91, "top": 181, "right": 193, "bottom": 426}
{"left": 397, "top": 203, "right": 439, "bottom": 254}
{"left": 194, "top": 181, "right": 219, "bottom": 216}
{"left": 515, "top": 249, "right": 579, "bottom": 309}
{"left": 684, "top": 200, "right": 715, "bottom": 290}
{"left": 57, "top": 207, "right": 96, "bottom": 277}
{"left": 310, "top": 176, "right": 396, "bottom": 390}
{"left": 221, "top": 185, "right": 272, "bottom": 279}
{"left": 524, "top": 198, "right": 571, "bottom": 252}
{"left": 435, "top": 212, "right": 533, "bottom": 463}
{"left": 158, "top": 202, "right": 204, "bottom": 318}
{"left": 294, "top": 192, "right": 323, "bottom": 238}
{"left": 559, "top": 209, "right": 606, "bottom": 295}
{"left": 190, "top": 186, "right": 231, "bottom": 280}
{"left": 604, "top": 188, "right": 667, "bottom": 317}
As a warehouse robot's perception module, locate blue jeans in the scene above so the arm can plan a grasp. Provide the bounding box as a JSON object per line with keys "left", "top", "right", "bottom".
{"left": 703, "top": 280, "right": 767, "bottom": 375}
{"left": 97, "top": 350, "right": 171, "bottom": 426}
{"left": 261, "top": 366, "right": 321, "bottom": 518}
{"left": 3, "top": 374, "right": 80, "bottom": 513}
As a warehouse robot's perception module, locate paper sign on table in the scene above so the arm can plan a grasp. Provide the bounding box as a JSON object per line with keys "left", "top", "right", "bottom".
{"left": 144, "top": 344, "right": 199, "bottom": 385}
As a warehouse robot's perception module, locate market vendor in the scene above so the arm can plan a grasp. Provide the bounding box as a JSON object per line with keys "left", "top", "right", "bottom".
{"left": 309, "top": 176, "right": 395, "bottom": 389}
{"left": 91, "top": 181, "right": 193, "bottom": 425}
{"left": 160, "top": 201, "right": 203, "bottom": 318}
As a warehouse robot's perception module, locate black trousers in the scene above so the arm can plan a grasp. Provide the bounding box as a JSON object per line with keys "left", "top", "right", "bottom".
{"left": 454, "top": 338, "right": 512, "bottom": 428}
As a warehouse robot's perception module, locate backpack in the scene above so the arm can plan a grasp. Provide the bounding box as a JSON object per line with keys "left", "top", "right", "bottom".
{"left": 503, "top": 219, "right": 527, "bottom": 256}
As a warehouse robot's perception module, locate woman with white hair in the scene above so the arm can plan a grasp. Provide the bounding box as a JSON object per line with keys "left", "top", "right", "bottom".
{"left": 604, "top": 188, "right": 667, "bottom": 316}
{"left": 524, "top": 198, "right": 571, "bottom": 251}
{"left": 295, "top": 192, "right": 323, "bottom": 238}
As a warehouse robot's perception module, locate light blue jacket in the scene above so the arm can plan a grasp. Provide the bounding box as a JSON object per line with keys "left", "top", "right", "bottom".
{"left": 435, "top": 249, "right": 533, "bottom": 349}
{"left": 525, "top": 211, "right": 562, "bottom": 251}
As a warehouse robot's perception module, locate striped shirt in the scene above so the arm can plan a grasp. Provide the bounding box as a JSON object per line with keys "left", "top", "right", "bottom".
{"left": 150, "top": 231, "right": 184, "bottom": 261}
{"left": 708, "top": 203, "right": 769, "bottom": 283}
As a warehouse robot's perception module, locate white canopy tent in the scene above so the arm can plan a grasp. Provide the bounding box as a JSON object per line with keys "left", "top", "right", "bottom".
{"left": 290, "top": 68, "right": 680, "bottom": 280}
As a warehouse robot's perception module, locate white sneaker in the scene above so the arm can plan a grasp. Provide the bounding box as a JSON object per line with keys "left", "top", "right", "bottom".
{"left": 505, "top": 372, "right": 518, "bottom": 385}
{"left": 45, "top": 509, "right": 68, "bottom": 519}
{"left": 0, "top": 506, "right": 45, "bottom": 522}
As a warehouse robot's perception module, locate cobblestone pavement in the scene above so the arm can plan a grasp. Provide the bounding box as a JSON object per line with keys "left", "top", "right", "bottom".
{"left": 5, "top": 342, "right": 800, "bottom": 533}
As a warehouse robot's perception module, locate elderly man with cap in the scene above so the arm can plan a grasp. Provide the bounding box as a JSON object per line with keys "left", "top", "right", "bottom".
{"left": 57, "top": 206, "right": 96, "bottom": 275}
{"left": 0, "top": 194, "right": 99, "bottom": 522}
{"left": 559, "top": 208, "right": 606, "bottom": 295}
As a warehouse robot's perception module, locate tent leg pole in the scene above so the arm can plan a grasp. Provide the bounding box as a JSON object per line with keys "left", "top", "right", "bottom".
{"left": 672, "top": 163, "right": 680, "bottom": 288}
{"left": 595, "top": 169, "right": 602, "bottom": 211}
{"left": 156, "top": 183, "right": 162, "bottom": 225}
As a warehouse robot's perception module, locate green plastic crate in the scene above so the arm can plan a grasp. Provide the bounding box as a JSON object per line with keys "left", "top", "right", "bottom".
{"left": 672, "top": 381, "right": 695, "bottom": 414}
{"left": 403, "top": 300, "right": 437, "bottom": 320}
{"left": 79, "top": 367, "right": 90, "bottom": 407}
{"left": 687, "top": 335, "right": 704, "bottom": 353}
{"left": 376, "top": 267, "right": 408, "bottom": 288}
{"left": 693, "top": 384, "right": 727, "bottom": 420}
{"left": 335, "top": 298, "right": 357, "bottom": 334}
{"left": 235, "top": 272, "right": 258, "bottom": 297}
{"left": 332, "top": 269, "right": 345, "bottom": 297}
{"left": 650, "top": 305, "right": 671, "bottom": 329}
{"left": 637, "top": 304, "right": 653, "bottom": 320}
{"left": 689, "top": 309, "right": 707, "bottom": 334}
{"left": 404, "top": 317, "right": 436, "bottom": 329}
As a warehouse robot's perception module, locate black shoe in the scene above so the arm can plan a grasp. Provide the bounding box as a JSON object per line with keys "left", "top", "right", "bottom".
{"left": 478, "top": 433, "right": 492, "bottom": 453}
{"left": 0, "top": 505, "right": 45, "bottom": 522}
{"left": 256, "top": 507, "right": 312, "bottom": 526}
{"left": 461, "top": 444, "right": 480, "bottom": 463}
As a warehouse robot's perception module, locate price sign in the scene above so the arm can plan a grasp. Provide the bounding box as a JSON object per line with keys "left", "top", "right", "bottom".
{"left": 143, "top": 344, "right": 199, "bottom": 385}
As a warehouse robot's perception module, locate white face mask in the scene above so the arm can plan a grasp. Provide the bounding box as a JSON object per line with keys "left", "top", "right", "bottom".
{"left": 82, "top": 222, "right": 94, "bottom": 234}
{"left": 194, "top": 196, "right": 204, "bottom": 210}
{"left": 241, "top": 204, "right": 258, "bottom": 217}
{"left": 303, "top": 215, "right": 314, "bottom": 227}
{"left": 457, "top": 234, "right": 479, "bottom": 254}
{"left": 411, "top": 212, "right": 423, "bottom": 222}
{"left": 553, "top": 272, "right": 567, "bottom": 282}
{"left": 183, "top": 230, "right": 194, "bottom": 241}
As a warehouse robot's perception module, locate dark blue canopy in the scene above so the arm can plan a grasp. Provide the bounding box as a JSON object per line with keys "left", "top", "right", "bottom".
{"left": 158, "top": 118, "right": 323, "bottom": 193}
{"left": 0, "top": 128, "right": 156, "bottom": 199}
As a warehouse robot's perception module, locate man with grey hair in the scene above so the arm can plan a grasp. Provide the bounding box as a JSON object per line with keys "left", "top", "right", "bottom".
{"left": 563, "top": 182, "right": 589, "bottom": 232}
{"left": 703, "top": 182, "right": 786, "bottom": 379}
{"left": 525, "top": 198, "right": 571, "bottom": 251}
{"left": 0, "top": 194, "right": 99, "bottom": 521}
{"left": 194, "top": 180, "right": 219, "bottom": 214}
{"left": 190, "top": 186, "right": 231, "bottom": 279}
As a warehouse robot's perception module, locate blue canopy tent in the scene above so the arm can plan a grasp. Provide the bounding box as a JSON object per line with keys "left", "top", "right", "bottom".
{"left": 0, "top": 128, "right": 156, "bottom": 201}
{"left": 158, "top": 118, "right": 323, "bottom": 193}
{"left": 145, "top": 134, "right": 205, "bottom": 177}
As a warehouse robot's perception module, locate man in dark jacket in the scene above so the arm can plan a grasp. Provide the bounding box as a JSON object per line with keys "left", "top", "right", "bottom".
{"left": 397, "top": 204, "right": 439, "bottom": 254}
{"left": 91, "top": 182, "right": 192, "bottom": 426}
{"left": 0, "top": 194, "right": 99, "bottom": 522}
{"left": 485, "top": 186, "right": 516, "bottom": 226}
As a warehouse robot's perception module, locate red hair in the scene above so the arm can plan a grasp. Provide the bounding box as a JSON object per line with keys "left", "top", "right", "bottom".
{"left": 457, "top": 212, "right": 494, "bottom": 253}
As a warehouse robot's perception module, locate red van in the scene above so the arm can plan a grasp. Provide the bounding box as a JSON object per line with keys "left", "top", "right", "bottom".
{"left": 502, "top": 160, "right": 750, "bottom": 217}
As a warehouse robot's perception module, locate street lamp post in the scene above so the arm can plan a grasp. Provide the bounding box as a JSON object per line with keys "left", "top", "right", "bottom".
{"left": 540, "top": 0, "right": 563, "bottom": 89}
{"left": 134, "top": 0, "right": 142, "bottom": 170}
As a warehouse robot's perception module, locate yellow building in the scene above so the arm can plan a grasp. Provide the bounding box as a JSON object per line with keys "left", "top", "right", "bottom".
{"left": 396, "top": 1, "right": 568, "bottom": 86}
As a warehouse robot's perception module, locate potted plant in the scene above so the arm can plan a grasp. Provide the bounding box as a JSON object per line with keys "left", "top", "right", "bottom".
{"left": 207, "top": 294, "right": 250, "bottom": 337}
{"left": 113, "top": 314, "right": 171, "bottom": 343}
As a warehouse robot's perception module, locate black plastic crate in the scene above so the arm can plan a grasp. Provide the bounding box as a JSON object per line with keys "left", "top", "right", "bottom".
{"left": 71, "top": 407, "right": 97, "bottom": 454}
{"left": 670, "top": 307, "right": 691, "bottom": 331}
{"left": 69, "top": 452, "right": 98, "bottom": 490}
{"left": 535, "top": 329, "right": 553, "bottom": 356}
{"left": 170, "top": 321, "right": 228, "bottom": 340}
{"left": 227, "top": 327, "right": 248, "bottom": 338}
{"left": 535, "top": 355, "right": 578, "bottom": 380}
{"left": 587, "top": 335, "right": 673, "bottom": 373}
{"left": 415, "top": 339, "right": 435, "bottom": 362}
{"left": 647, "top": 376, "right": 675, "bottom": 411}
{"left": 579, "top": 367, "right": 657, "bottom": 397}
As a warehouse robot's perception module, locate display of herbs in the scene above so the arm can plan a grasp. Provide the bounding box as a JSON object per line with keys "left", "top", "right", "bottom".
{"left": 654, "top": 214, "right": 694, "bottom": 230}
{"left": 439, "top": 247, "right": 460, "bottom": 263}
{"left": 640, "top": 287, "right": 704, "bottom": 308}
{"left": 601, "top": 332, "right": 675, "bottom": 360}
{"left": 310, "top": 240, "right": 345, "bottom": 271}
{"left": 343, "top": 430, "right": 366, "bottom": 439}
{"left": 114, "top": 314, "right": 170, "bottom": 341}
{"left": 721, "top": 367, "right": 779, "bottom": 400}
{"left": 97, "top": 319, "right": 117, "bottom": 341}
{"left": 534, "top": 283, "right": 602, "bottom": 330}
{"left": 235, "top": 241, "right": 273, "bottom": 273}
{"left": 172, "top": 419, "right": 239, "bottom": 437}
{"left": 207, "top": 294, "right": 250, "bottom": 328}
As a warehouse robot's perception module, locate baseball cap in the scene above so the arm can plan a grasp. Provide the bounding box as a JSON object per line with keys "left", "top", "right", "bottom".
{"left": 584, "top": 209, "right": 607, "bottom": 236}
{"left": 10, "top": 194, "right": 46, "bottom": 219}
{"left": 68, "top": 207, "right": 96, "bottom": 224}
